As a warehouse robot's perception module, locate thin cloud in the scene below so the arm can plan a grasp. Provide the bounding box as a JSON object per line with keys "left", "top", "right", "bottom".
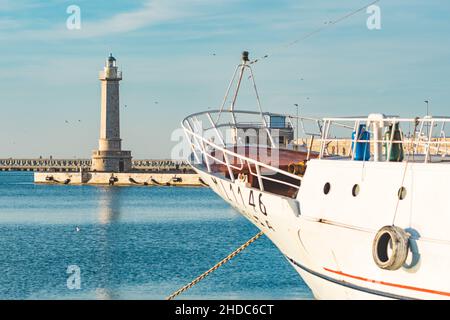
{"left": 71, "top": 0, "right": 184, "bottom": 38}
{"left": 0, "top": 0, "right": 219, "bottom": 41}
{"left": 0, "top": 18, "right": 23, "bottom": 30}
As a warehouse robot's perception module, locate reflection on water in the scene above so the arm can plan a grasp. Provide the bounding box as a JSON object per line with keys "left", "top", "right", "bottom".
{"left": 98, "top": 187, "right": 122, "bottom": 225}
{"left": 0, "top": 172, "right": 312, "bottom": 300}
{"left": 97, "top": 187, "right": 122, "bottom": 299}
{"left": 95, "top": 287, "right": 120, "bottom": 300}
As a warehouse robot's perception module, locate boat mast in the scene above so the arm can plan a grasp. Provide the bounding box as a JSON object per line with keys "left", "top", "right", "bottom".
{"left": 230, "top": 51, "right": 249, "bottom": 111}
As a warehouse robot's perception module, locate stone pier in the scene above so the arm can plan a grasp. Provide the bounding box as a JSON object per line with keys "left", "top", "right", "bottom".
{"left": 34, "top": 171, "right": 204, "bottom": 186}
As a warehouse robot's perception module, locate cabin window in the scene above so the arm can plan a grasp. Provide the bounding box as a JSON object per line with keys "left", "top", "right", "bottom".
{"left": 398, "top": 187, "right": 407, "bottom": 200}
{"left": 323, "top": 183, "right": 331, "bottom": 195}
{"left": 352, "top": 184, "right": 360, "bottom": 197}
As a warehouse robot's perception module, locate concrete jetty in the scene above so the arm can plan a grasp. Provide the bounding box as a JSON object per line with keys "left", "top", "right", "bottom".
{"left": 0, "top": 158, "right": 202, "bottom": 186}
{"left": 34, "top": 171, "right": 203, "bottom": 186}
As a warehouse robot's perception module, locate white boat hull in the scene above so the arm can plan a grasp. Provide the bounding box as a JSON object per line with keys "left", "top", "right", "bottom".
{"left": 192, "top": 160, "right": 450, "bottom": 300}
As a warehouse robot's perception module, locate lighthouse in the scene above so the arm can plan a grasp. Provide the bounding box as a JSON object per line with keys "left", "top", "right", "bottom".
{"left": 91, "top": 54, "right": 132, "bottom": 172}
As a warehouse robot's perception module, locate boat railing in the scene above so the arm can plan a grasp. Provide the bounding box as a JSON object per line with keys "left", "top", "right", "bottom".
{"left": 319, "top": 115, "right": 450, "bottom": 163}
{"left": 182, "top": 110, "right": 322, "bottom": 195}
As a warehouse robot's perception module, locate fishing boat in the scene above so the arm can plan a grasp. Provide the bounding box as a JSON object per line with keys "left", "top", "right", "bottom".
{"left": 182, "top": 52, "right": 450, "bottom": 299}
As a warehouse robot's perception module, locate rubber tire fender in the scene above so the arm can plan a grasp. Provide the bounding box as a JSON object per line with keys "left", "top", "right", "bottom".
{"left": 372, "top": 225, "right": 410, "bottom": 271}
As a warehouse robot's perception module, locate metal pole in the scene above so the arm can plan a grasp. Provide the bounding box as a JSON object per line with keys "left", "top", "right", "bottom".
{"left": 297, "top": 105, "right": 299, "bottom": 149}
{"left": 230, "top": 52, "right": 250, "bottom": 111}
{"left": 294, "top": 104, "right": 299, "bottom": 150}
{"left": 425, "top": 100, "right": 430, "bottom": 137}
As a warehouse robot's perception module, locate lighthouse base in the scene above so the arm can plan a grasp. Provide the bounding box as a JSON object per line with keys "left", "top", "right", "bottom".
{"left": 91, "top": 150, "right": 132, "bottom": 172}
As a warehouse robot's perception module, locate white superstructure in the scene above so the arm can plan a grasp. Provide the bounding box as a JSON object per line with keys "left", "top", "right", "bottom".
{"left": 182, "top": 55, "right": 450, "bottom": 299}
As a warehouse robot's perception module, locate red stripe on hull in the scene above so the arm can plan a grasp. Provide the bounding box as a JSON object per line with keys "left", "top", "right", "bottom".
{"left": 324, "top": 267, "right": 450, "bottom": 297}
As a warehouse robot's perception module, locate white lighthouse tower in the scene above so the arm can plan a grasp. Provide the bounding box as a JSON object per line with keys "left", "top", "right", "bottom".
{"left": 91, "top": 54, "right": 132, "bottom": 172}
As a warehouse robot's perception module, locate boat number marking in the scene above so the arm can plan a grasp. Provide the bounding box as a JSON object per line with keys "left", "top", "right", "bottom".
{"left": 259, "top": 193, "right": 267, "bottom": 216}
{"left": 248, "top": 190, "right": 256, "bottom": 210}
{"left": 220, "top": 180, "right": 232, "bottom": 201}
{"left": 266, "top": 220, "right": 275, "bottom": 231}
{"left": 248, "top": 190, "right": 268, "bottom": 216}
{"left": 237, "top": 187, "right": 246, "bottom": 206}
{"left": 229, "top": 184, "right": 238, "bottom": 202}
{"left": 235, "top": 187, "right": 272, "bottom": 231}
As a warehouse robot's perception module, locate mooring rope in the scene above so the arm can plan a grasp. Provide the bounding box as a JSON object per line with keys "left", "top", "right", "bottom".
{"left": 166, "top": 230, "right": 264, "bottom": 300}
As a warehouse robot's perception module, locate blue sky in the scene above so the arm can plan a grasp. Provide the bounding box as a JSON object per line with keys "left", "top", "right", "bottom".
{"left": 0, "top": 0, "right": 449, "bottom": 158}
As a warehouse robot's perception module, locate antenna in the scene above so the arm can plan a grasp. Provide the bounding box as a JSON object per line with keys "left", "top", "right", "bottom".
{"left": 214, "top": 52, "right": 276, "bottom": 148}
{"left": 230, "top": 51, "right": 250, "bottom": 111}
{"left": 424, "top": 99, "right": 430, "bottom": 136}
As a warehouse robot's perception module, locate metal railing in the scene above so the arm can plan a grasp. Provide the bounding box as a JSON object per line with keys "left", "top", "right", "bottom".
{"left": 0, "top": 158, "right": 191, "bottom": 171}
{"left": 99, "top": 70, "right": 122, "bottom": 80}
{"left": 182, "top": 109, "right": 322, "bottom": 195}
{"left": 319, "top": 116, "right": 450, "bottom": 163}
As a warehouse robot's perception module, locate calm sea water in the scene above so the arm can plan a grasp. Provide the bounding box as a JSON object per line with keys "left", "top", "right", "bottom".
{"left": 0, "top": 172, "right": 312, "bottom": 300}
